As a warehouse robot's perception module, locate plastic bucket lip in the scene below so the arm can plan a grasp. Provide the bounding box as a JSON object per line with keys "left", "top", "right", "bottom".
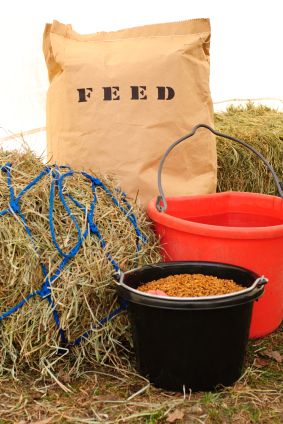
{"left": 117, "top": 261, "right": 266, "bottom": 310}
{"left": 147, "top": 192, "right": 283, "bottom": 240}
{"left": 119, "top": 274, "right": 265, "bottom": 301}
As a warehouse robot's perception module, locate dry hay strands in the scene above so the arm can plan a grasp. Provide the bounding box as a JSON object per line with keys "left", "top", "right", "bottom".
{"left": 215, "top": 103, "right": 283, "bottom": 195}
{"left": 0, "top": 148, "right": 161, "bottom": 380}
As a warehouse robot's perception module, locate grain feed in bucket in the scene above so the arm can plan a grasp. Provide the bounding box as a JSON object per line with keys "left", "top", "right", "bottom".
{"left": 0, "top": 148, "right": 161, "bottom": 380}
{"left": 138, "top": 273, "right": 246, "bottom": 296}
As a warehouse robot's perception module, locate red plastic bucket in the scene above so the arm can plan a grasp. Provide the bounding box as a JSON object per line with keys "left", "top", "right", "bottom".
{"left": 147, "top": 124, "right": 283, "bottom": 338}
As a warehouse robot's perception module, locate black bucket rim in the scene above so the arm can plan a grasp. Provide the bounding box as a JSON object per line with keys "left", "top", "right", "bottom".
{"left": 116, "top": 261, "right": 267, "bottom": 310}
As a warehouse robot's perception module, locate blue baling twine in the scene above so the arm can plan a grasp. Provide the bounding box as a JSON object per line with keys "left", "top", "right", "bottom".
{"left": 0, "top": 163, "right": 146, "bottom": 347}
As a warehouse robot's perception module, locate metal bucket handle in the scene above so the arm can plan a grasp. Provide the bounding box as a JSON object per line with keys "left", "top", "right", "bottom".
{"left": 116, "top": 269, "right": 268, "bottom": 300}
{"left": 156, "top": 123, "right": 283, "bottom": 212}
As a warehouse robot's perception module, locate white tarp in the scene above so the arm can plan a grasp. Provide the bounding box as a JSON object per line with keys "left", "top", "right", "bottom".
{"left": 0, "top": 0, "right": 282, "bottom": 156}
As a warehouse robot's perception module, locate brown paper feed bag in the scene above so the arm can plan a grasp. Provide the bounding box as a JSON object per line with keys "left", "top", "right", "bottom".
{"left": 43, "top": 18, "right": 217, "bottom": 205}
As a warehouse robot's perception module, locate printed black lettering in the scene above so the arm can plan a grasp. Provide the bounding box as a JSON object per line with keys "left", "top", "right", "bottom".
{"left": 131, "top": 86, "right": 147, "bottom": 100}
{"left": 157, "top": 86, "right": 175, "bottom": 100}
{"left": 77, "top": 88, "right": 93, "bottom": 102}
{"left": 103, "top": 86, "right": 120, "bottom": 101}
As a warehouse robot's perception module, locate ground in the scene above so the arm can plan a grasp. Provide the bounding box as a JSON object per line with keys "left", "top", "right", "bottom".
{"left": 0, "top": 324, "right": 281, "bottom": 424}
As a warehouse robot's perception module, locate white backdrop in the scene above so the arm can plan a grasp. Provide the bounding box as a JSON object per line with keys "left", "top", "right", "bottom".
{"left": 0, "top": 0, "right": 282, "bottom": 155}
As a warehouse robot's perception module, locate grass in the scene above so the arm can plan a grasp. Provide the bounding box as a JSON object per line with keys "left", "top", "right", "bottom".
{"left": 0, "top": 323, "right": 281, "bottom": 423}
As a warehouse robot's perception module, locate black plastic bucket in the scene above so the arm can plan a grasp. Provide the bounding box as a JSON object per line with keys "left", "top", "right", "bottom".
{"left": 116, "top": 261, "right": 267, "bottom": 392}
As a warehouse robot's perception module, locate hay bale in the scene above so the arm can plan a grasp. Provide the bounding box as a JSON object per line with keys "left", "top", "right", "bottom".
{"left": 0, "top": 149, "right": 161, "bottom": 379}
{"left": 215, "top": 104, "right": 283, "bottom": 195}
{"left": 1, "top": 104, "right": 281, "bottom": 380}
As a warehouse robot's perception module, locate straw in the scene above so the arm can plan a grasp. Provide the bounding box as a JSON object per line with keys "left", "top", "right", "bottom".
{"left": 0, "top": 149, "right": 161, "bottom": 379}
{"left": 215, "top": 103, "right": 283, "bottom": 195}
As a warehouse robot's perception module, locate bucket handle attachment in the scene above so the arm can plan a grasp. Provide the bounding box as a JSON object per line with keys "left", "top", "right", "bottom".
{"left": 156, "top": 124, "right": 283, "bottom": 213}
{"left": 252, "top": 276, "right": 268, "bottom": 289}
